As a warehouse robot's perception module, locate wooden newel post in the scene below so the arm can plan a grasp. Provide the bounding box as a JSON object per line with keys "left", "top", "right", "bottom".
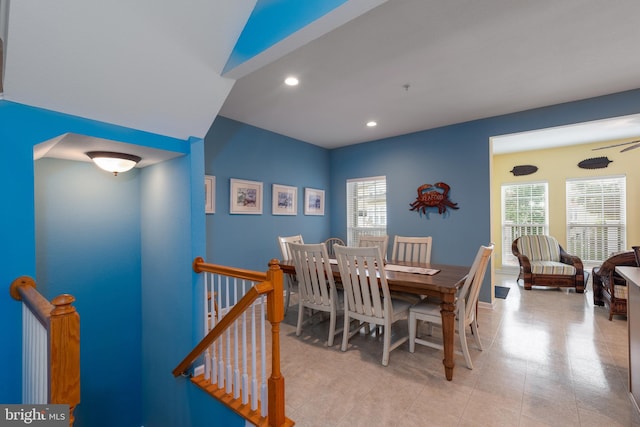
{"left": 50, "top": 294, "right": 81, "bottom": 427}
{"left": 266, "top": 259, "right": 286, "bottom": 427}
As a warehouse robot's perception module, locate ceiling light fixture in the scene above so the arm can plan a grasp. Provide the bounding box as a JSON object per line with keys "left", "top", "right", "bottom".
{"left": 284, "top": 76, "right": 299, "bottom": 86}
{"left": 366, "top": 121, "right": 377, "bottom": 127}
{"left": 86, "top": 151, "right": 141, "bottom": 176}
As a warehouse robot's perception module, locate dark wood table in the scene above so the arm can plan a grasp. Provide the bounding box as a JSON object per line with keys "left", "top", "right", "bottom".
{"left": 279, "top": 259, "right": 469, "bottom": 381}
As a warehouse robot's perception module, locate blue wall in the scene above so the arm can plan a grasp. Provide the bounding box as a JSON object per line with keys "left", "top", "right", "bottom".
{"left": 329, "top": 89, "right": 640, "bottom": 302}
{"left": 35, "top": 158, "right": 143, "bottom": 426}
{"left": 204, "top": 116, "right": 331, "bottom": 271}
{"left": 0, "top": 101, "right": 241, "bottom": 426}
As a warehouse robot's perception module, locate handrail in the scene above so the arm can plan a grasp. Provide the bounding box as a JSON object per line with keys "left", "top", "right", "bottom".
{"left": 10, "top": 276, "right": 80, "bottom": 427}
{"left": 174, "top": 258, "right": 290, "bottom": 427}
{"left": 172, "top": 280, "right": 273, "bottom": 377}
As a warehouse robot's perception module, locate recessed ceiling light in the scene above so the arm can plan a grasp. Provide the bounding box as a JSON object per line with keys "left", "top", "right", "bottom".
{"left": 366, "top": 121, "right": 377, "bottom": 127}
{"left": 284, "top": 76, "right": 299, "bottom": 86}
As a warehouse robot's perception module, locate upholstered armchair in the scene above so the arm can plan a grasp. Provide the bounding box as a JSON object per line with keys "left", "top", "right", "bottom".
{"left": 592, "top": 251, "right": 636, "bottom": 320}
{"left": 512, "top": 235, "right": 585, "bottom": 293}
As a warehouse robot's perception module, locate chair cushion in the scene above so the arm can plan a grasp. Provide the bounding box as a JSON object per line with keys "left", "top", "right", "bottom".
{"left": 614, "top": 284, "right": 628, "bottom": 300}
{"left": 517, "top": 235, "right": 561, "bottom": 262}
{"left": 530, "top": 261, "right": 576, "bottom": 275}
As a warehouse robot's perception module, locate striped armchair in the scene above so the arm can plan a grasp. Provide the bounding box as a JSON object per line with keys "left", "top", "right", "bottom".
{"left": 512, "top": 235, "right": 585, "bottom": 293}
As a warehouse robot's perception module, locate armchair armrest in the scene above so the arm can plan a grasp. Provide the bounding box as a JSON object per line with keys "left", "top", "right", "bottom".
{"left": 559, "top": 246, "right": 583, "bottom": 275}
{"left": 511, "top": 239, "right": 532, "bottom": 273}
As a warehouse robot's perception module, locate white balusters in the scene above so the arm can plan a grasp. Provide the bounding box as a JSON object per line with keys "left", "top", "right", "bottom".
{"left": 22, "top": 304, "right": 48, "bottom": 404}
{"left": 201, "top": 271, "right": 267, "bottom": 413}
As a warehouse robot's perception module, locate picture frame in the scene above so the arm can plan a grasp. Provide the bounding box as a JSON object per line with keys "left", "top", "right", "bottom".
{"left": 205, "top": 175, "right": 215, "bottom": 214}
{"left": 304, "top": 188, "right": 325, "bottom": 215}
{"left": 272, "top": 184, "right": 297, "bottom": 215}
{"left": 230, "top": 178, "right": 263, "bottom": 214}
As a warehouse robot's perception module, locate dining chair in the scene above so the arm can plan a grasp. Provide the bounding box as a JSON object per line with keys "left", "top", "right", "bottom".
{"left": 289, "top": 242, "right": 342, "bottom": 346}
{"left": 408, "top": 243, "right": 494, "bottom": 369}
{"left": 358, "top": 235, "right": 389, "bottom": 260}
{"left": 277, "top": 234, "right": 304, "bottom": 314}
{"left": 391, "top": 235, "right": 432, "bottom": 264}
{"left": 324, "top": 237, "right": 345, "bottom": 257}
{"left": 334, "top": 244, "right": 411, "bottom": 366}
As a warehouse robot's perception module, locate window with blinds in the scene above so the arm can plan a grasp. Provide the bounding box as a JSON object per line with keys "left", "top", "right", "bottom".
{"left": 501, "top": 182, "right": 548, "bottom": 267}
{"left": 566, "top": 175, "right": 626, "bottom": 263}
{"left": 346, "top": 176, "right": 387, "bottom": 246}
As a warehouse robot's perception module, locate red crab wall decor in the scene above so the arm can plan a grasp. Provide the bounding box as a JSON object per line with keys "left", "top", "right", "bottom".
{"left": 409, "top": 182, "right": 459, "bottom": 215}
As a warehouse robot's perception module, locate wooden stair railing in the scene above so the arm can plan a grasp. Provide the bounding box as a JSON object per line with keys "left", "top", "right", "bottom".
{"left": 173, "top": 258, "right": 293, "bottom": 427}
{"left": 10, "top": 276, "right": 80, "bottom": 427}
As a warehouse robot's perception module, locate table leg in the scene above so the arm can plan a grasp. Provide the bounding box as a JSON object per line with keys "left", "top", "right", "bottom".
{"left": 440, "top": 296, "right": 456, "bottom": 381}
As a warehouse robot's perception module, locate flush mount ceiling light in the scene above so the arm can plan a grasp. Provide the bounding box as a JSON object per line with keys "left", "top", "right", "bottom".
{"left": 366, "top": 121, "right": 377, "bottom": 127}
{"left": 284, "top": 76, "right": 299, "bottom": 86}
{"left": 86, "top": 151, "right": 141, "bottom": 176}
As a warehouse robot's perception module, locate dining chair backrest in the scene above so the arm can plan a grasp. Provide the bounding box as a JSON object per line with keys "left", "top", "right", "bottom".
{"left": 288, "top": 242, "right": 337, "bottom": 309}
{"left": 391, "top": 236, "right": 432, "bottom": 264}
{"left": 458, "top": 243, "right": 494, "bottom": 324}
{"left": 324, "top": 237, "right": 345, "bottom": 257}
{"left": 334, "top": 244, "right": 390, "bottom": 321}
{"left": 358, "top": 235, "right": 389, "bottom": 260}
{"left": 277, "top": 234, "right": 304, "bottom": 261}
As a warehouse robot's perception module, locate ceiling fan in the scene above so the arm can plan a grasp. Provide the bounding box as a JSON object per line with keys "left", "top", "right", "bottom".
{"left": 592, "top": 139, "right": 640, "bottom": 153}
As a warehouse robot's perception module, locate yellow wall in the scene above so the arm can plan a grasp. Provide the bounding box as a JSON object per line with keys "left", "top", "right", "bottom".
{"left": 491, "top": 138, "right": 640, "bottom": 268}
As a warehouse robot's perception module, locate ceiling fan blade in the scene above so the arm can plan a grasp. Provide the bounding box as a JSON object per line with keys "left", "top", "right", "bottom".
{"left": 592, "top": 139, "right": 640, "bottom": 151}
{"left": 620, "top": 142, "right": 640, "bottom": 153}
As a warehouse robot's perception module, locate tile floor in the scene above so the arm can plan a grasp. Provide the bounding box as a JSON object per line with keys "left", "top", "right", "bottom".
{"left": 278, "top": 272, "right": 640, "bottom": 426}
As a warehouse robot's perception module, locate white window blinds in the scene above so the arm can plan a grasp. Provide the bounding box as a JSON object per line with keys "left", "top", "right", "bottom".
{"left": 566, "top": 175, "right": 626, "bottom": 263}
{"left": 501, "top": 182, "right": 548, "bottom": 266}
{"left": 346, "top": 176, "right": 387, "bottom": 246}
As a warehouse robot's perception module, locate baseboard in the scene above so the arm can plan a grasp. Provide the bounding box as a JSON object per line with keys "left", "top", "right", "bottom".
{"left": 478, "top": 300, "right": 495, "bottom": 311}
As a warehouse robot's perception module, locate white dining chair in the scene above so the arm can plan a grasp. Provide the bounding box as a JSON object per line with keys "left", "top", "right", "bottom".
{"left": 324, "top": 237, "right": 345, "bottom": 257}
{"left": 358, "top": 235, "right": 389, "bottom": 260}
{"left": 289, "top": 242, "right": 342, "bottom": 346}
{"left": 334, "top": 244, "right": 411, "bottom": 366}
{"left": 277, "top": 234, "right": 304, "bottom": 314}
{"left": 391, "top": 235, "right": 432, "bottom": 264}
{"left": 408, "top": 243, "right": 494, "bottom": 369}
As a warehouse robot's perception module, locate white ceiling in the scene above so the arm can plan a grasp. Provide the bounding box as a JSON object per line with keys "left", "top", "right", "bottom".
{"left": 220, "top": 0, "right": 640, "bottom": 150}
{"left": 4, "top": 0, "right": 640, "bottom": 157}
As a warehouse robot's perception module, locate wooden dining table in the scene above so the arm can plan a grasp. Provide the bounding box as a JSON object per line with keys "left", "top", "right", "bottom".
{"left": 278, "top": 259, "right": 469, "bottom": 381}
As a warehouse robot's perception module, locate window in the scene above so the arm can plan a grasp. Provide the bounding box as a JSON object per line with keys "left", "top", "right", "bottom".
{"left": 346, "top": 176, "right": 386, "bottom": 246}
{"left": 566, "top": 176, "right": 626, "bottom": 264}
{"left": 501, "top": 182, "right": 548, "bottom": 267}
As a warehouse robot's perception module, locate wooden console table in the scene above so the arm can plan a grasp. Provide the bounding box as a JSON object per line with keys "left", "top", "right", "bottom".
{"left": 616, "top": 266, "right": 640, "bottom": 415}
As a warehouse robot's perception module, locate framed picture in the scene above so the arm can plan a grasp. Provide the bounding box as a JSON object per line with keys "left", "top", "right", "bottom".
{"left": 272, "top": 184, "right": 297, "bottom": 215}
{"left": 205, "top": 175, "right": 215, "bottom": 214}
{"left": 230, "top": 178, "right": 263, "bottom": 214}
{"left": 304, "top": 188, "right": 325, "bottom": 215}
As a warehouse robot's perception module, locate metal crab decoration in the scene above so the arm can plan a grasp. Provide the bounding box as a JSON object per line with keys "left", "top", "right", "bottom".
{"left": 409, "top": 182, "right": 459, "bottom": 215}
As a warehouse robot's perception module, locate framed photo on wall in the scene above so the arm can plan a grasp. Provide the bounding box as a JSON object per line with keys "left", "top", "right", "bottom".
{"left": 272, "top": 184, "right": 297, "bottom": 215}
{"left": 304, "top": 188, "right": 325, "bottom": 215}
{"left": 230, "top": 178, "right": 263, "bottom": 214}
{"left": 205, "top": 175, "right": 215, "bottom": 214}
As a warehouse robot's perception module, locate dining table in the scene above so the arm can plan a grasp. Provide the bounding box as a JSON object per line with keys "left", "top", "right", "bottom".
{"left": 278, "top": 258, "right": 470, "bottom": 381}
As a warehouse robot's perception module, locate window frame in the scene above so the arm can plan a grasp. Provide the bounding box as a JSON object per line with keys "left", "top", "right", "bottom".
{"left": 566, "top": 175, "right": 626, "bottom": 265}
{"left": 346, "top": 176, "right": 387, "bottom": 247}
{"left": 500, "top": 181, "right": 549, "bottom": 267}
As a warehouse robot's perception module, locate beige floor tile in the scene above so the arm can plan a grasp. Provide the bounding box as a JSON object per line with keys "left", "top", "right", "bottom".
{"left": 277, "top": 272, "right": 640, "bottom": 426}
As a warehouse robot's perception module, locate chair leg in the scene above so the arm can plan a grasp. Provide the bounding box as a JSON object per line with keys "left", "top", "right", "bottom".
{"left": 284, "top": 276, "right": 292, "bottom": 315}
{"left": 341, "top": 313, "right": 351, "bottom": 351}
{"left": 382, "top": 323, "right": 391, "bottom": 366}
{"left": 470, "top": 319, "right": 483, "bottom": 351}
{"left": 296, "top": 300, "right": 304, "bottom": 337}
{"left": 327, "top": 309, "right": 337, "bottom": 347}
{"left": 459, "top": 317, "right": 473, "bottom": 370}
{"left": 408, "top": 312, "right": 416, "bottom": 353}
